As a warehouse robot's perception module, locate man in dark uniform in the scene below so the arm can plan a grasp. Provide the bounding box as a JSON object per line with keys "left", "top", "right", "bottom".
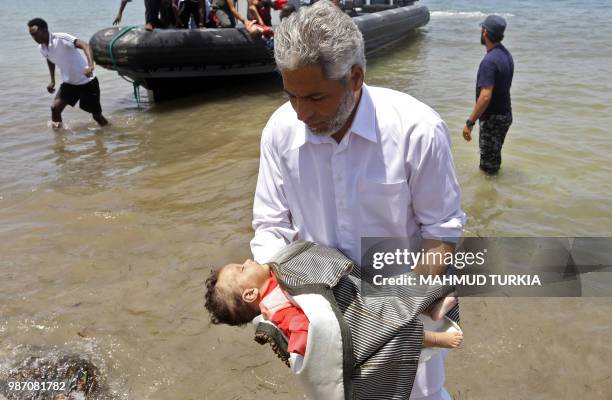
{"left": 463, "top": 15, "right": 514, "bottom": 175}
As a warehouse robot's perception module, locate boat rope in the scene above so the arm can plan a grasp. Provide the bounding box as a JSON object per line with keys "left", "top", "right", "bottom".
{"left": 108, "top": 25, "right": 143, "bottom": 106}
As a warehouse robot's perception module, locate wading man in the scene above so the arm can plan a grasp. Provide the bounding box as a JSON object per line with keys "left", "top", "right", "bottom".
{"left": 28, "top": 18, "right": 108, "bottom": 129}
{"left": 463, "top": 15, "right": 514, "bottom": 175}
{"left": 251, "top": 1, "right": 465, "bottom": 398}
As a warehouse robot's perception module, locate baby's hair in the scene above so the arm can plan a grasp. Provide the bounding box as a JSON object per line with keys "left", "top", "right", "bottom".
{"left": 204, "top": 267, "right": 260, "bottom": 326}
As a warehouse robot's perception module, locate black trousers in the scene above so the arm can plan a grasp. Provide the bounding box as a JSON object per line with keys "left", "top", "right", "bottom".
{"left": 180, "top": 1, "right": 201, "bottom": 27}
{"left": 145, "top": 0, "right": 162, "bottom": 26}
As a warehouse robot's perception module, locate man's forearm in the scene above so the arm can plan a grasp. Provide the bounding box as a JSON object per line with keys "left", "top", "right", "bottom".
{"left": 76, "top": 40, "right": 95, "bottom": 68}
{"left": 468, "top": 91, "right": 492, "bottom": 122}
{"left": 118, "top": 0, "right": 129, "bottom": 14}
{"left": 84, "top": 45, "right": 94, "bottom": 68}
{"left": 413, "top": 239, "right": 456, "bottom": 276}
{"left": 47, "top": 60, "right": 55, "bottom": 82}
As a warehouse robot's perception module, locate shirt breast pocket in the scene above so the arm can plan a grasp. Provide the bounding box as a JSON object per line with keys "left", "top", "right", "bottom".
{"left": 357, "top": 179, "right": 409, "bottom": 235}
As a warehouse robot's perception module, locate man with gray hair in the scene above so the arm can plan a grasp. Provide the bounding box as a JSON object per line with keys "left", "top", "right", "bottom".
{"left": 251, "top": 1, "right": 465, "bottom": 398}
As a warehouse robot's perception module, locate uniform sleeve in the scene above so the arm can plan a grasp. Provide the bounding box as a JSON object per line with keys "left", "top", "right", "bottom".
{"left": 407, "top": 121, "right": 466, "bottom": 242}
{"left": 477, "top": 59, "right": 496, "bottom": 88}
{"left": 250, "top": 123, "right": 298, "bottom": 263}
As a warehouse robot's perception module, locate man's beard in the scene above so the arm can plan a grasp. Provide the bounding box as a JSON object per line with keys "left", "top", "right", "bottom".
{"left": 480, "top": 31, "right": 486, "bottom": 45}
{"left": 309, "top": 88, "right": 356, "bottom": 137}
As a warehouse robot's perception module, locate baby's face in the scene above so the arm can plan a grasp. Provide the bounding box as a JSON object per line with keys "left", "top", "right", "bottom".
{"left": 218, "top": 259, "right": 271, "bottom": 294}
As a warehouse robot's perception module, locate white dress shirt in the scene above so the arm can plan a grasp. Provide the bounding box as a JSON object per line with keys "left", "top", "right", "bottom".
{"left": 40, "top": 32, "right": 93, "bottom": 86}
{"left": 251, "top": 84, "right": 465, "bottom": 264}
{"left": 251, "top": 84, "right": 464, "bottom": 399}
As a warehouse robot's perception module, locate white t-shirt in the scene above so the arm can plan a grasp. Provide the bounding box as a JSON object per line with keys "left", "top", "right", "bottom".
{"left": 39, "top": 32, "right": 93, "bottom": 86}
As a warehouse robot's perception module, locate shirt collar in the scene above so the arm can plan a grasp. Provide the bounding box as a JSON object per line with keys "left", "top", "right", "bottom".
{"left": 290, "top": 83, "right": 377, "bottom": 149}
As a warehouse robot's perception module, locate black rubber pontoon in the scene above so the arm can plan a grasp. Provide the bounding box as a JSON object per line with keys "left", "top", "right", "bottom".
{"left": 90, "top": 3, "right": 429, "bottom": 100}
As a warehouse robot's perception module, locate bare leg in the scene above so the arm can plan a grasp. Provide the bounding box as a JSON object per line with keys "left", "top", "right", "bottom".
{"left": 93, "top": 113, "right": 108, "bottom": 127}
{"left": 423, "top": 330, "right": 463, "bottom": 349}
{"left": 51, "top": 97, "right": 68, "bottom": 129}
{"left": 426, "top": 292, "right": 458, "bottom": 321}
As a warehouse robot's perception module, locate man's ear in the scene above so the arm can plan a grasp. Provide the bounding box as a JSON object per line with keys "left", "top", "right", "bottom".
{"left": 350, "top": 64, "right": 364, "bottom": 92}
{"left": 242, "top": 288, "right": 259, "bottom": 303}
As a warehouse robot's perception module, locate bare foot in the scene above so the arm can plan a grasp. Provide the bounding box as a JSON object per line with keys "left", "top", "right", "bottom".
{"left": 145, "top": 23, "right": 154, "bottom": 31}
{"left": 428, "top": 292, "right": 458, "bottom": 321}
{"left": 93, "top": 114, "right": 109, "bottom": 127}
{"left": 429, "top": 331, "right": 463, "bottom": 349}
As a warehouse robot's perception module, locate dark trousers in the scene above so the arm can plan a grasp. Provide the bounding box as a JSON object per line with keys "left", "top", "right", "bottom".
{"left": 478, "top": 113, "right": 513, "bottom": 174}
{"left": 180, "top": 1, "right": 201, "bottom": 27}
{"left": 145, "top": 0, "right": 162, "bottom": 26}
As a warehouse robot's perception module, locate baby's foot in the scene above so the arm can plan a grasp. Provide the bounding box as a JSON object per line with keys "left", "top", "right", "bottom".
{"left": 428, "top": 292, "right": 458, "bottom": 321}
{"left": 432, "top": 331, "right": 463, "bottom": 348}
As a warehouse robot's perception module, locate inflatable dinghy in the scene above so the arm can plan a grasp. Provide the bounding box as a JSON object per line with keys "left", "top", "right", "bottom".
{"left": 90, "top": 1, "right": 429, "bottom": 100}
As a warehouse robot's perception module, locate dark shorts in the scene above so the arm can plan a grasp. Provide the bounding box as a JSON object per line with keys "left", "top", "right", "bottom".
{"left": 57, "top": 77, "right": 102, "bottom": 115}
{"left": 478, "top": 112, "right": 513, "bottom": 174}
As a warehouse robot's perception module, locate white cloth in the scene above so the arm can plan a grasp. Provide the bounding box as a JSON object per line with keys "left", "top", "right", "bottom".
{"left": 250, "top": 84, "right": 465, "bottom": 397}
{"left": 39, "top": 32, "right": 93, "bottom": 86}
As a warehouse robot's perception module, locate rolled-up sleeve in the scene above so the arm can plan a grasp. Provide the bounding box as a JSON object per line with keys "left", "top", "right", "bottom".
{"left": 407, "top": 121, "right": 466, "bottom": 242}
{"left": 250, "top": 127, "right": 298, "bottom": 263}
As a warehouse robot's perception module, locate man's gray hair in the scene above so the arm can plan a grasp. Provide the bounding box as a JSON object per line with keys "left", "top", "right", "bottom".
{"left": 274, "top": 0, "right": 366, "bottom": 81}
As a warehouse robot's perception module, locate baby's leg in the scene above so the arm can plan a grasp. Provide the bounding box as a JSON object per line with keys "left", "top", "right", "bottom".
{"left": 423, "top": 330, "right": 463, "bottom": 349}
{"left": 426, "top": 292, "right": 458, "bottom": 321}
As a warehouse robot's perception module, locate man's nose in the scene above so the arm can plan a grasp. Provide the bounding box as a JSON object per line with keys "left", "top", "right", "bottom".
{"left": 294, "top": 99, "right": 314, "bottom": 123}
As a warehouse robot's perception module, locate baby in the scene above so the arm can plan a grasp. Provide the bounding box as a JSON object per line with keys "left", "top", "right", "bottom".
{"left": 205, "top": 259, "right": 463, "bottom": 354}
{"left": 204, "top": 241, "right": 462, "bottom": 399}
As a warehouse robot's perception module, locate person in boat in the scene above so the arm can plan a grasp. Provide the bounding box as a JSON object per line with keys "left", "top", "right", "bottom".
{"left": 28, "top": 18, "right": 108, "bottom": 129}
{"left": 178, "top": 0, "right": 206, "bottom": 28}
{"left": 205, "top": 240, "right": 462, "bottom": 399}
{"left": 248, "top": 0, "right": 272, "bottom": 26}
{"left": 113, "top": 0, "right": 180, "bottom": 30}
{"left": 210, "top": 0, "right": 248, "bottom": 28}
{"left": 113, "top": 0, "right": 163, "bottom": 31}
{"left": 251, "top": 1, "right": 465, "bottom": 398}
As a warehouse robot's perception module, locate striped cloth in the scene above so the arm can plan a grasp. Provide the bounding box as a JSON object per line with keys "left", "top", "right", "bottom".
{"left": 255, "top": 240, "right": 459, "bottom": 400}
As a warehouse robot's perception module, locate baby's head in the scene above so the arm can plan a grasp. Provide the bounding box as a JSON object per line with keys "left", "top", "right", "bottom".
{"left": 204, "top": 259, "right": 271, "bottom": 326}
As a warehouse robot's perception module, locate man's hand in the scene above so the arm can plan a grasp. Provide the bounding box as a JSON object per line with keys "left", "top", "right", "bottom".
{"left": 83, "top": 65, "right": 94, "bottom": 77}
{"left": 113, "top": 14, "right": 122, "bottom": 25}
{"left": 462, "top": 124, "right": 473, "bottom": 142}
{"left": 47, "top": 81, "right": 56, "bottom": 94}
